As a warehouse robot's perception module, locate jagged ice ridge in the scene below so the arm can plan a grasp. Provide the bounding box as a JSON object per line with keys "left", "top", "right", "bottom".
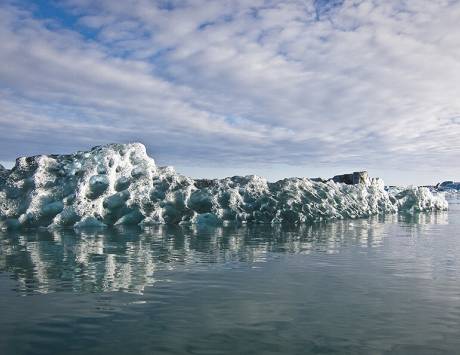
{"left": 0, "top": 143, "right": 448, "bottom": 230}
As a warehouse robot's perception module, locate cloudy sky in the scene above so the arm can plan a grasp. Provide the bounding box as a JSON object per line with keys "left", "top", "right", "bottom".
{"left": 1, "top": 0, "right": 460, "bottom": 185}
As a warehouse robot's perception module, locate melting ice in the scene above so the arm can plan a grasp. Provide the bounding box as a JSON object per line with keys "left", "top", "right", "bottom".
{"left": 0, "top": 143, "right": 448, "bottom": 229}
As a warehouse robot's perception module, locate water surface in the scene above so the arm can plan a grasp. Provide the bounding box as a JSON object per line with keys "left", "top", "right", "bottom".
{"left": 1, "top": 201, "right": 460, "bottom": 354}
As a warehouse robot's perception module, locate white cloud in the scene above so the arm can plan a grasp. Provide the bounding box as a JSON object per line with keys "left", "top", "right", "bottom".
{"left": 1, "top": 0, "right": 460, "bottom": 184}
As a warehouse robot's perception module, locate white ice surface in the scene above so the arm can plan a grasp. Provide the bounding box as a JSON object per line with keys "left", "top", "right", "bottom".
{"left": 0, "top": 143, "right": 448, "bottom": 229}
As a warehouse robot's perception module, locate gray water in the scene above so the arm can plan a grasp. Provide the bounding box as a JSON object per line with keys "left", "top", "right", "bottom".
{"left": 1, "top": 200, "right": 460, "bottom": 355}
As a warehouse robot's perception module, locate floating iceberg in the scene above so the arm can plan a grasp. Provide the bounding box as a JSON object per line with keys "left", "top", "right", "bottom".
{"left": 436, "top": 181, "right": 460, "bottom": 191}
{"left": 0, "top": 143, "right": 448, "bottom": 230}
{"left": 434, "top": 181, "right": 460, "bottom": 200}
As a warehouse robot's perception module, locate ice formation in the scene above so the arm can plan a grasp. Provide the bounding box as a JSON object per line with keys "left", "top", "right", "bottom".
{"left": 0, "top": 143, "right": 448, "bottom": 230}
{"left": 436, "top": 181, "right": 460, "bottom": 191}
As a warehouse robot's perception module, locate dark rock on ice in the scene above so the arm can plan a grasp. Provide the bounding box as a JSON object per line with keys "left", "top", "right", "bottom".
{"left": 332, "top": 171, "right": 369, "bottom": 185}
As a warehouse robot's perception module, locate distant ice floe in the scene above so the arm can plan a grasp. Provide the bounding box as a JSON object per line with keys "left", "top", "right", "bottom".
{"left": 0, "top": 143, "right": 448, "bottom": 230}
{"left": 434, "top": 181, "right": 460, "bottom": 200}
{"left": 436, "top": 181, "right": 460, "bottom": 191}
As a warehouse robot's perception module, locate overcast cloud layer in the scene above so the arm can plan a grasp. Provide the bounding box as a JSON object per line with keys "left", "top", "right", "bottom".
{"left": 1, "top": 0, "right": 460, "bottom": 184}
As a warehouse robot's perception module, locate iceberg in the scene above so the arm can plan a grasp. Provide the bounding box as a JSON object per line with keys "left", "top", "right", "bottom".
{"left": 434, "top": 181, "right": 460, "bottom": 200}
{"left": 0, "top": 143, "right": 448, "bottom": 229}
{"left": 436, "top": 181, "right": 460, "bottom": 191}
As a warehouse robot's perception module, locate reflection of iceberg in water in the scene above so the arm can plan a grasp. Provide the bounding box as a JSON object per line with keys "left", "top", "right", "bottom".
{"left": 398, "top": 210, "right": 449, "bottom": 225}
{"left": 0, "top": 211, "right": 449, "bottom": 294}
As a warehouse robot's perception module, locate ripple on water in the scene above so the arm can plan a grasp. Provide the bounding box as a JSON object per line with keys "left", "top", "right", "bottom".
{"left": 0, "top": 203, "right": 460, "bottom": 354}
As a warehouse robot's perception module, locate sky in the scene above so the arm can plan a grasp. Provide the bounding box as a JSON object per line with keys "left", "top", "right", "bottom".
{"left": 1, "top": 0, "right": 460, "bottom": 185}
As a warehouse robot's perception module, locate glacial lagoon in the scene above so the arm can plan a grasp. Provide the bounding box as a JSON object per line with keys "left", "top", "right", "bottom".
{"left": 1, "top": 199, "right": 460, "bottom": 354}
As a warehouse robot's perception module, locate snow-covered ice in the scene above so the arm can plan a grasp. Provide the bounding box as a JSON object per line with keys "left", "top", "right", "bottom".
{"left": 0, "top": 143, "right": 448, "bottom": 229}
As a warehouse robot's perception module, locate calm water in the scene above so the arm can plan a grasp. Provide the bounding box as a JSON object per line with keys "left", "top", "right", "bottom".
{"left": 1, "top": 200, "right": 460, "bottom": 355}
